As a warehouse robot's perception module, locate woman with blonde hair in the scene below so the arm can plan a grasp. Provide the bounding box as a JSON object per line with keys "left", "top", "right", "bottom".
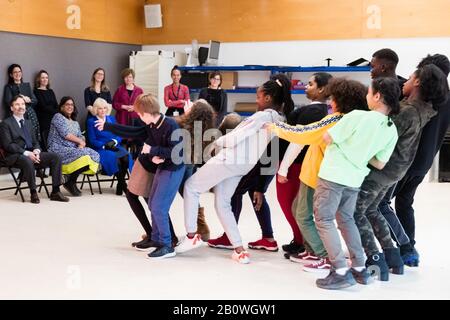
{"left": 87, "top": 98, "right": 132, "bottom": 195}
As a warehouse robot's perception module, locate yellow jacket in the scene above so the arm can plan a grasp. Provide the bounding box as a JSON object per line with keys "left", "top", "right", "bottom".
{"left": 270, "top": 112, "right": 343, "bottom": 189}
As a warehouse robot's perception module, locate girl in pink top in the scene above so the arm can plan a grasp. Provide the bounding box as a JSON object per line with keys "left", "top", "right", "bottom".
{"left": 164, "top": 66, "right": 190, "bottom": 116}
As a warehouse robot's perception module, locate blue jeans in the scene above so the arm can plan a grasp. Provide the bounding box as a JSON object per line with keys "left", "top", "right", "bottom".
{"left": 377, "top": 183, "right": 411, "bottom": 247}
{"left": 231, "top": 172, "right": 275, "bottom": 238}
{"left": 148, "top": 166, "right": 186, "bottom": 247}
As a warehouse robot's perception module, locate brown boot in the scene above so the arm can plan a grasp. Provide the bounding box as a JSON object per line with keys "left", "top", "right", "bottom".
{"left": 196, "top": 207, "right": 210, "bottom": 241}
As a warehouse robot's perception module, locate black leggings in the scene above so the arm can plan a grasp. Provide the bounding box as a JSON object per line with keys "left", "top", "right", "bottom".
{"left": 117, "top": 155, "right": 129, "bottom": 184}
{"left": 125, "top": 190, "right": 177, "bottom": 240}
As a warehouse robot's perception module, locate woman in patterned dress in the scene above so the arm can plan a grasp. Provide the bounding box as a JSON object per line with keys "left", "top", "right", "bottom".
{"left": 47, "top": 96, "right": 100, "bottom": 196}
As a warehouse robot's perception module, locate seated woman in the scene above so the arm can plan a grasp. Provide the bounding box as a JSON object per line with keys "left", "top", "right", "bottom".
{"left": 47, "top": 96, "right": 100, "bottom": 196}
{"left": 87, "top": 98, "right": 132, "bottom": 195}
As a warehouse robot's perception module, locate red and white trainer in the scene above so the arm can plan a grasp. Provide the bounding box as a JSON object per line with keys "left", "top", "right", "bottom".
{"left": 175, "top": 234, "right": 204, "bottom": 253}
{"left": 302, "top": 258, "right": 331, "bottom": 273}
{"left": 232, "top": 250, "right": 250, "bottom": 264}
{"left": 289, "top": 251, "right": 321, "bottom": 263}
{"left": 248, "top": 238, "right": 279, "bottom": 252}
{"left": 207, "top": 233, "right": 233, "bottom": 250}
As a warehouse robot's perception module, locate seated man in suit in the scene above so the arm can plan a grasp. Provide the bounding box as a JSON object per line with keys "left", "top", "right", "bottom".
{"left": 0, "top": 95, "right": 69, "bottom": 203}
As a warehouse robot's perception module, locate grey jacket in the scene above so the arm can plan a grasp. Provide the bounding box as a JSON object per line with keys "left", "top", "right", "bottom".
{"left": 368, "top": 99, "right": 437, "bottom": 184}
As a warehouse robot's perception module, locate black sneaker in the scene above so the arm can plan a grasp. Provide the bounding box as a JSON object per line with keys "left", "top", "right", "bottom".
{"left": 135, "top": 238, "right": 160, "bottom": 251}
{"left": 282, "top": 240, "right": 304, "bottom": 254}
{"left": 148, "top": 246, "right": 176, "bottom": 259}
{"left": 316, "top": 269, "right": 357, "bottom": 290}
{"left": 350, "top": 268, "right": 371, "bottom": 285}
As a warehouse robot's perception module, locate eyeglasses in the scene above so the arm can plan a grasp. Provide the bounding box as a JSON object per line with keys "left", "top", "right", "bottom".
{"left": 65, "top": 103, "right": 74, "bottom": 106}
{"left": 212, "top": 78, "right": 221, "bottom": 81}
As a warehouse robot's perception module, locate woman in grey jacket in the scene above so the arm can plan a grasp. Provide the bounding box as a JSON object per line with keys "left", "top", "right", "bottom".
{"left": 3, "top": 64, "right": 41, "bottom": 143}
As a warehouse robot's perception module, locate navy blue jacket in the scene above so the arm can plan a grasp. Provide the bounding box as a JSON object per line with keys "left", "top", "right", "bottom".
{"left": 104, "top": 114, "right": 183, "bottom": 172}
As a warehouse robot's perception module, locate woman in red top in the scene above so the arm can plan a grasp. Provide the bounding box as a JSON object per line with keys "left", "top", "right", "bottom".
{"left": 164, "top": 66, "right": 190, "bottom": 116}
{"left": 112, "top": 68, "right": 144, "bottom": 125}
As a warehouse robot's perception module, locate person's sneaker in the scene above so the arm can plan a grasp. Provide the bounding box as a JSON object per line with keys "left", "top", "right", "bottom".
{"left": 176, "top": 234, "right": 204, "bottom": 253}
{"left": 207, "top": 233, "right": 233, "bottom": 250}
{"left": 290, "top": 251, "right": 320, "bottom": 264}
{"left": 303, "top": 258, "right": 331, "bottom": 273}
{"left": 402, "top": 248, "right": 420, "bottom": 267}
{"left": 135, "top": 238, "right": 160, "bottom": 251}
{"left": 248, "top": 238, "right": 279, "bottom": 252}
{"left": 147, "top": 246, "right": 176, "bottom": 259}
{"left": 284, "top": 252, "right": 293, "bottom": 259}
{"left": 316, "top": 269, "right": 357, "bottom": 290}
{"left": 282, "top": 240, "right": 305, "bottom": 254}
{"left": 350, "top": 268, "right": 371, "bottom": 285}
{"left": 231, "top": 250, "right": 250, "bottom": 264}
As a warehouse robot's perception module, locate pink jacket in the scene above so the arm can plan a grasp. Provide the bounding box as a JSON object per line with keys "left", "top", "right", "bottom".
{"left": 112, "top": 84, "right": 144, "bottom": 125}
{"left": 164, "top": 84, "right": 190, "bottom": 109}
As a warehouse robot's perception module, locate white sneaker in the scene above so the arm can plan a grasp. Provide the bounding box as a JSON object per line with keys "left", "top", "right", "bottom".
{"left": 232, "top": 250, "right": 250, "bottom": 264}
{"left": 175, "top": 234, "right": 204, "bottom": 253}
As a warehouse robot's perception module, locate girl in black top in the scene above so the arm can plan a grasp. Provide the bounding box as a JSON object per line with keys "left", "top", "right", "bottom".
{"left": 198, "top": 71, "right": 228, "bottom": 126}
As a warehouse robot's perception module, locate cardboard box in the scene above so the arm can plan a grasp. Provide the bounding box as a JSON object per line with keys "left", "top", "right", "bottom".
{"left": 234, "top": 102, "right": 257, "bottom": 113}
{"left": 220, "top": 72, "right": 238, "bottom": 90}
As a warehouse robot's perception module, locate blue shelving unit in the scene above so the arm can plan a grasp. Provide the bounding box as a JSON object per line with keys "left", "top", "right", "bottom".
{"left": 183, "top": 65, "right": 369, "bottom": 116}
{"left": 178, "top": 65, "right": 370, "bottom": 73}
{"left": 190, "top": 88, "right": 305, "bottom": 94}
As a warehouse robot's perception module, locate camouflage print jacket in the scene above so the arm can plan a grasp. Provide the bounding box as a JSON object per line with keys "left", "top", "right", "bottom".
{"left": 368, "top": 99, "right": 437, "bottom": 184}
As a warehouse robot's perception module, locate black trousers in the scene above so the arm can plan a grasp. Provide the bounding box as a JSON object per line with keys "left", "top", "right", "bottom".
{"left": 391, "top": 174, "right": 425, "bottom": 247}
{"left": 12, "top": 152, "right": 62, "bottom": 190}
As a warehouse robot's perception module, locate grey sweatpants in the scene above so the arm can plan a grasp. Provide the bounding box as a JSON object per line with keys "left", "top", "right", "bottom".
{"left": 183, "top": 156, "right": 253, "bottom": 247}
{"left": 314, "top": 178, "right": 366, "bottom": 269}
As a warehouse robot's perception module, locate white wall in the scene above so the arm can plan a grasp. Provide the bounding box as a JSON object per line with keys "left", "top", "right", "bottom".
{"left": 143, "top": 37, "right": 450, "bottom": 80}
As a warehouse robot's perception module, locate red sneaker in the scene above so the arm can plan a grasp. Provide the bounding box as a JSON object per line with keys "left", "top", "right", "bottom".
{"left": 303, "top": 258, "right": 331, "bottom": 273}
{"left": 248, "top": 238, "right": 279, "bottom": 252}
{"left": 207, "top": 233, "right": 233, "bottom": 250}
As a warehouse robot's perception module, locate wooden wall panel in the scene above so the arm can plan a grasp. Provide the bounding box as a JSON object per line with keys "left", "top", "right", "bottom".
{"left": 1, "top": 0, "right": 449, "bottom": 45}
{"left": 0, "top": 0, "right": 143, "bottom": 44}
{"left": 143, "top": 0, "right": 450, "bottom": 44}
{"left": 362, "top": 0, "right": 450, "bottom": 38}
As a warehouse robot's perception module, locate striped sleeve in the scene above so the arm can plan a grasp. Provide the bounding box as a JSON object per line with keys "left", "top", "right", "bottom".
{"left": 270, "top": 114, "right": 343, "bottom": 145}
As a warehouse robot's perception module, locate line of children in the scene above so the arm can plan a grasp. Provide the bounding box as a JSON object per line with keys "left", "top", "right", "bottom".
{"left": 376, "top": 55, "right": 450, "bottom": 267}
{"left": 270, "top": 78, "right": 369, "bottom": 274}
{"left": 354, "top": 64, "right": 448, "bottom": 279}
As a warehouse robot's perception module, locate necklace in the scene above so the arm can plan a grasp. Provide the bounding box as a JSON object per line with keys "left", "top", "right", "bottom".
{"left": 172, "top": 84, "right": 181, "bottom": 100}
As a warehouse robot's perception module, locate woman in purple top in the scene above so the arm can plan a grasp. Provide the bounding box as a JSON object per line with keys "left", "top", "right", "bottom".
{"left": 112, "top": 68, "right": 144, "bottom": 126}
